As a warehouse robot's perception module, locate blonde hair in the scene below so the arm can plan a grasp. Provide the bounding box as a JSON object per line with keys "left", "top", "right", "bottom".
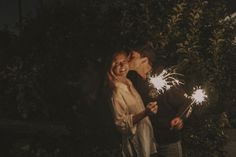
{"left": 107, "top": 51, "right": 127, "bottom": 90}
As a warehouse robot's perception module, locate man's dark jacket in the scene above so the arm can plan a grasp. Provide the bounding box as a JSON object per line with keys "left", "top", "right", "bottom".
{"left": 127, "top": 70, "right": 190, "bottom": 144}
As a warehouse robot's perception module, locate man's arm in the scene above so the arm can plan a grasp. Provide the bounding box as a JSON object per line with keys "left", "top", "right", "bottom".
{"left": 168, "top": 86, "right": 192, "bottom": 118}
{"left": 167, "top": 86, "right": 192, "bottom": 129}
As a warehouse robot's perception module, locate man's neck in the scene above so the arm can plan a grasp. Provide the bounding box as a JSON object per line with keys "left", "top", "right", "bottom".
{"left": 135, "top": 68, "right": 148, "bottom": 80}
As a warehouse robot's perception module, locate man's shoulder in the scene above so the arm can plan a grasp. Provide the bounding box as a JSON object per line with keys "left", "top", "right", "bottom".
{"left": 127, "top": 70, "right": 139, "bottom": 80}
{"left": 127, "top": 70, "right": 147, "bottom": 86}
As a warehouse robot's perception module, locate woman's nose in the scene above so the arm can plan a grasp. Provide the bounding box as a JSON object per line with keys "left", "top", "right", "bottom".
{"left": 120, "top": 62, "right": 126, "bottom": 66}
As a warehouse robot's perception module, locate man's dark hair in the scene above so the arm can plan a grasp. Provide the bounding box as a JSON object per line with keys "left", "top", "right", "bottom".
{"left": 131, "top": 44, "right": 157, "bottom": 66}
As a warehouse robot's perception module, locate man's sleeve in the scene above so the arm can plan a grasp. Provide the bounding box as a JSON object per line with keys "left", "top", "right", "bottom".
{"left": 167, "top": 86, "right": 192, "bottom": 118}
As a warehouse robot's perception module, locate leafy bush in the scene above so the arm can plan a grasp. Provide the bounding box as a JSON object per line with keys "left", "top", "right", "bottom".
{"left": 0, "top": 0, "right": 235, "bottom": 156}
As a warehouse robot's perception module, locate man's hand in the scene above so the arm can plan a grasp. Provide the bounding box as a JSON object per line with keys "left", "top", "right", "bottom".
{"left": 145, "top": 102, "right": 158, "bottom": 115}
{"left": 170, "top": 117, "right": 183, "bottom": 130}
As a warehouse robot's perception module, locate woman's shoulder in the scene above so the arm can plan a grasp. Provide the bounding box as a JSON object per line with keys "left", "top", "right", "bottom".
{"left": 113, "top": 79, "right": 132, "bottom": 90}
{"left": 111, "top": 80, "right": 132, "bottom": 96}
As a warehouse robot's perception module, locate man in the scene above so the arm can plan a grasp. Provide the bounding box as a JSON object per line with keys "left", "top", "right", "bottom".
{"left": 127, "top": 46, "right": 191, "bottom": 157}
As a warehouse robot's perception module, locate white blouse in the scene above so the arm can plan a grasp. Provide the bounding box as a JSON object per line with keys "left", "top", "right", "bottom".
{"left": 110, "top": 79, "right": 157, "bottom": 157}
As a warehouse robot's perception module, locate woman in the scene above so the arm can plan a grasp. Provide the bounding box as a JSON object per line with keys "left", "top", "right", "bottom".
{"left": 107, "top": 51, "right": 158, "bottom": 157}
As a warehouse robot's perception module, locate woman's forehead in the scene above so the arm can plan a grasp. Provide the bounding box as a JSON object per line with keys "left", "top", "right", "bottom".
{"left": 114, "top": 54, "right": 127, "bottom": 60}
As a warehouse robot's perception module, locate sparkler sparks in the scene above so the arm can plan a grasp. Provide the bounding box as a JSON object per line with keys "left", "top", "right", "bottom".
{"left": 190, "top": 87, "right": 208, "bottom": 105}
{"left": 148, "top": 69, "right": 184, "bottom": 96}
{"left": 148, "top": 68, "right": 208, "bottom": 119}
{"left": 180, "top": 86, "right": 208, "bottom": 118}
{"left": 184, "top": 86, "right": 208, "bottom": 106}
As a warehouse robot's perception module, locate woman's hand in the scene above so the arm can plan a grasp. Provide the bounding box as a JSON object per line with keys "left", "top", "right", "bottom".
{"left": 133, "top": 102, "right": 158, "bottom": 124}
{"left": 145, "top": 102, "right": 158, "bottom": 115}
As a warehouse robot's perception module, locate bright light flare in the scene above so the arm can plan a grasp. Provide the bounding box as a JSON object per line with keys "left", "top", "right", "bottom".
{"left": 180, "top": 86, "right": 208, "bottom": 118}
{"left": 189, "top": 86, "right": 208, "bottom": 105}
{"left": 148, "top": 69, "right": 183, "bottom": 95}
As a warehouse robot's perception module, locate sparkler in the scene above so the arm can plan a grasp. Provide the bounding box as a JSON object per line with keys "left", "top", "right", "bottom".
{"left": 148, "top": 69, "right": 184, "bottom": 98}
{"left": 170, "top": 86, "right": 208, "bottom": 130}
{"left": 147, "top": 68, "right": 208, "bottom": 118}
{"left": 180, "top": 86, "right": 208, "bottom": 118}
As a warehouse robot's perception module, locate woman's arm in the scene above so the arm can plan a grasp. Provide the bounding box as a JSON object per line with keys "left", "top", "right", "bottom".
{"left": 133, "top": 102, "right": 158, "bottom": 124}
{"left": 111, "top": 93, "right": 157, "bottom": 135}
{"left": 133, "top": 110, "right": 147, "bottom": 124}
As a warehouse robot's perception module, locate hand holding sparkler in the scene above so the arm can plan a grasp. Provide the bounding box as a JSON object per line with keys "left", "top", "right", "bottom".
{"left": 145, "top": 102, "right": 158, "bottom": 115}
{"left": 170, "top": 87, "right": 207, "bottom": 130}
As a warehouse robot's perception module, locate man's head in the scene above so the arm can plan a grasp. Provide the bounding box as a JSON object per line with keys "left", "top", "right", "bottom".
{"left": 128, "top": 45, "right": 156, "bottom": 75}
{"left": 128, "top": 51, "right": 143, "bottom": 70}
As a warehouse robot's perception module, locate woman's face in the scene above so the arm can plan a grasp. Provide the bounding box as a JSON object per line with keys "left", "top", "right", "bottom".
{"left": 111, "top": 53, "right": 129, "bottom": 78}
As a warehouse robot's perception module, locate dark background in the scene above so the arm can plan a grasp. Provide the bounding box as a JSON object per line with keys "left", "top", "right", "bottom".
{"left": 0, "top": 0, "right": 236, "bottom": 157}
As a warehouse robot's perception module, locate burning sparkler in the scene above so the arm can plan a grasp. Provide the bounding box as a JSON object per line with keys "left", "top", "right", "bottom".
{"left": 170, "top": 86, "right": 208, "bottom": 130}
{"left": 180, "top": 86, "right": 208, "bottom": 118}
{"left": 147, "top": 68, "right": 208, "bottom": 118}
{"left": 190, "top": 87, "right": 208, "bottom": 105}
{"left": 148, "top": 69, "right": 184, "bottom": 98}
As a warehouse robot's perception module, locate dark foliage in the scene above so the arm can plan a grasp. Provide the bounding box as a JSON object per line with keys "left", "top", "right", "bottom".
{"left": 0, "top": 0, "right": 235, "bottom": 156}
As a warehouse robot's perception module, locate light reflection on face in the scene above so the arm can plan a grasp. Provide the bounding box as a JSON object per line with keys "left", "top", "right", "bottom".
{"left": 112, "top": 53, "right": 129, "bottom": 78}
